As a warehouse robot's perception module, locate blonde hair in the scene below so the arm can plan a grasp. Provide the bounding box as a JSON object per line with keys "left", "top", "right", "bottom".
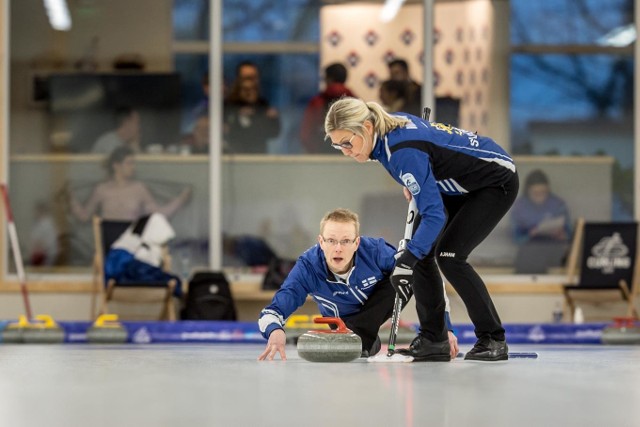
{"left": 324, "top": 97, "right": 411, "bottom": 140}
{"left": 320, "top": 208, "right": 360, "bottom": 236}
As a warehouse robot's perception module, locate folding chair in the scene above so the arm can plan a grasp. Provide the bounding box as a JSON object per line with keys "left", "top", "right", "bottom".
{"left": 91, "top": 216, "right": 179, "bottom": 321}
{"left": 562, "top": 218, "right": 640, "bottom": 320}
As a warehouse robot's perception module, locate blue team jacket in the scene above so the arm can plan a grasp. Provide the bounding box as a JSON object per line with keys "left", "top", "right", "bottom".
{"left": 259, "top": 237, "right": 396, "bottom": 339}
{"left": 370, "top": 113, "right": 517, "bottom": 260}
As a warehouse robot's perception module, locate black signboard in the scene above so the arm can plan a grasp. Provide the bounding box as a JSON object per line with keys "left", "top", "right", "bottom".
{"left": 579, "top": 222, "right": 637, "bottom": 288}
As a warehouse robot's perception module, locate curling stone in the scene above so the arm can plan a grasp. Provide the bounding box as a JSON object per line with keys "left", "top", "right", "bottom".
{"left": 601, "top": 317, "right": 640, "bottom": 345}
{"left": 1, "top": 315, "right": 31, "bottom": 343}
{"left": 87, "top": 314, "right": 128, "bottom": 344}
{"left": 297, "top": 317, "right": 362, "bottom": 363}
{"left": 284, "top": 314, "right": 328, "bottom": 344}
{"left": 22, "top": 314, "right": 65, "bottom": 344}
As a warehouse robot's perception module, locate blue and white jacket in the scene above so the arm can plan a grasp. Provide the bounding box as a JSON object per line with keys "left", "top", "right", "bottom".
{"left": 259, "top": 236, "right": 452, "bottom": 339}
{"left": 370, "top": 113, "right": 517, "bottom": 260}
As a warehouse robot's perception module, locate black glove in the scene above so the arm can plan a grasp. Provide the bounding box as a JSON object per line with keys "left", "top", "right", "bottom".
{"left": 390, "top": 250, "right": 419, "bottom": 302}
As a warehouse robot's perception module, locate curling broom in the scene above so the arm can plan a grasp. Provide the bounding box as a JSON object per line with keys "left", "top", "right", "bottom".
{"left": 1, "top": 184, "right": 33, "bottom": 320}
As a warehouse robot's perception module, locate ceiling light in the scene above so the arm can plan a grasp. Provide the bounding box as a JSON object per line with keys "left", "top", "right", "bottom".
{"left": 43, "top": 0, "right": 72, "bottom": 31}
{"left": 380, "top": 0, "right": 406, "bottom": 23}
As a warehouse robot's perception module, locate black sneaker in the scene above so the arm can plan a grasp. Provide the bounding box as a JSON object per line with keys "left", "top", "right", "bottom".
{"left": 464, "top": 337, "right": 509, "bottom": 361}
{"left": 361, "top": 336, "right": 382, "bottom": 358}
{"left": 395, "top": 335, "right": 450, "bottom": 362}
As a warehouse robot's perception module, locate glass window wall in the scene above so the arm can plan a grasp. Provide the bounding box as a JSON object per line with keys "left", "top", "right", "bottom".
{"left": 509, "top": 0, "right": 635, "bottom": 275}
{"left": 4, "top": 0, "right": 636, "bottom": 283}
{"left": 7, "top": 0, "right": 206, "bottom": 278}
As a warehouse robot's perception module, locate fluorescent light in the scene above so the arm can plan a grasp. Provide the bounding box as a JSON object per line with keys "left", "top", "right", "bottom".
{"left": 43, "top": 0, "right": 72, "bottom": 31}
{"left": 380, "top": 0, "right": 406, "bottom": 23}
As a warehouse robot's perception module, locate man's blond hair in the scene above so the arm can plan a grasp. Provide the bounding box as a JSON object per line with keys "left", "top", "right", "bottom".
{"left": 320, "top": 208, "right": 360, "bottom": 235}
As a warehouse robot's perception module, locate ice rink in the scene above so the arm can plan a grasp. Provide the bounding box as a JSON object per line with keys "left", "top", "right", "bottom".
{"left": 1, "top": 343, "right": 639, "bottom": 426}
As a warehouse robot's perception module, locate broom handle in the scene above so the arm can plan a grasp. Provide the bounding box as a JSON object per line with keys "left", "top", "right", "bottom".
{"left": 387, "top": 107, "right": 431, "bottom": 357}
{"left": 0, "top": 184, "right": 33, "bottom": 319}
{"left": 387, "top": 197, "right": 418, "bottom": 356}
{"left": 386, "top": 107, "right": 430, "bottom": 355}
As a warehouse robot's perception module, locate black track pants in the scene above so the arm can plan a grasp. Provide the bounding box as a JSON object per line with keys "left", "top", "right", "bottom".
{"left": 413, "top": 172, "right": 519, "bottom": 341}
{"left": 341, "top": 277, "right": 411, "bottom": 352}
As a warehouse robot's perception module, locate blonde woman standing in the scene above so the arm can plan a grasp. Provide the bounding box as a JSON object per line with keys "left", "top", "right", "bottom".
{"left": 325, "top": 97, "right": 518, "bottom": 362}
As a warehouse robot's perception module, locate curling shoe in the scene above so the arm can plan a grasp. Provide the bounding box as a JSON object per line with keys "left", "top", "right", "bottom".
{"left": 396, "top": 334, "right": 450, "bottom": 362}
{"left": 464, "top": 337, "right": 509, "bottom": 361}
{"left": 361, "top": 336, "right": 381, "bottom": 358}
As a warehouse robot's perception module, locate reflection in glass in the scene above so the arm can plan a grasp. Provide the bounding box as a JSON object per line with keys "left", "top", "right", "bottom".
{"left": 511, "top": 0, "right": 634, "bottom": 45}
{"left": 510, "top": 53, "right": 634, "bottom": 220}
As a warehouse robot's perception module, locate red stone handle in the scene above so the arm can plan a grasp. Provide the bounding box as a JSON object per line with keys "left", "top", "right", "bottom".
{"left": 313, "top": 317, "right": 349, "bottom": 333}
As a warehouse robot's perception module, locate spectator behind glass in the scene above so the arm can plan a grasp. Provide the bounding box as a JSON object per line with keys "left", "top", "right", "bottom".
{"left": 236, "top": 60, "right": 260, "bottom": 85}
{"left": 223, "top": 77, "right": 280, "bottom": 153}
{"left": 69, "top": 146, "right": 192, "bottom": 222}
{"left": 91, "top": 107, "right": 141, "bottom": 155}
{"left": 300, "top": 62, "right": 357, "bottom": 154}
{"left": 511, "top": 169, "right": 571, "bottom": 244}
{"left": 379, "top": 79, "right": 407, "bottom": 113}
{"left": 183, "top": 72, "right": 210, "bottom": 134}
{"left": 387, "top": 58, "right": 422, "bottom": 116}
{"left": 180, "top": 115, "right": 209, "bottom": 154}
{"left": 511, "top": 169, "right": 571, "bottom": 274}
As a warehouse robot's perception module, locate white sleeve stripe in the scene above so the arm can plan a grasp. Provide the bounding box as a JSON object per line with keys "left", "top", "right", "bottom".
{"left": 356, "top": 288, "right": 368, "bottom": 300}
{"left": 348, "top": 288, "right": 364, "bottom": 304}
{"left": 314, "top": 296, "right": 340, "bottom": 317}
{"left": 259, "top": 310, "right": 284, "bottom": 333}
{"left": 320, "top": 303, "right": 339, "bottom": 317}
{"left": 448, "top": 179, "right": 468, "bottom": 193}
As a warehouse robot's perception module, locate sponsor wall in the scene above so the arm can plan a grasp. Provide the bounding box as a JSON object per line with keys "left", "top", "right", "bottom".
{"left": 320, "top": 0, "right": 493, "bottom": 134}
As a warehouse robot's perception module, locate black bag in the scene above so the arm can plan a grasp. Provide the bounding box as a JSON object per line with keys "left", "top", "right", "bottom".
{"left": 262, "top": 257, "right": 297, "bottom": 290}
{"left": 181, "top": 271, "right": 237, "bottom": 320}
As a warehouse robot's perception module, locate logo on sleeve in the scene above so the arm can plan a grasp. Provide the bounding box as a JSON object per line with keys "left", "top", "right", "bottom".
{"left": 401, "top": 173, "right": 421, "bottom": 195}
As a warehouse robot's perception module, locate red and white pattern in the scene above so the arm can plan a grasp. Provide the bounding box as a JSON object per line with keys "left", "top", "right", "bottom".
{"left": 321, "top": 1, "right": 493, "bottom": 134}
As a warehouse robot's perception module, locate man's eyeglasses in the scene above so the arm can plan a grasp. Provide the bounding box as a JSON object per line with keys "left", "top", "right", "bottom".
{"left": 322, "top": 237, "right": 357, "bottom": 247}
{"left": 331, "top": 133, "right": 356, "bottom": 150}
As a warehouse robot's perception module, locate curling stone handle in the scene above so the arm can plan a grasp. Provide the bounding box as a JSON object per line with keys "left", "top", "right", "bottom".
{"left": 16, "top": 315, "right": 30, "bottom": 327}
{"left": 95, "top": 313, "right": 120, "bottom": 327}
{"left": 34, "top": 314, "right": 57, "bottom": 328}
{"left": 285, "top": 314, "right": 311, "bottom": 328}
{"left": 313, "top": 317, "right": 349, "bottom": 332}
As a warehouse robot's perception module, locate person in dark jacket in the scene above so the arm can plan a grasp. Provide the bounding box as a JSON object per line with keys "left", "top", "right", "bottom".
{"left": 223, "top": 77, "right": 280, "bottom": 153}
{"left": 300, "top": 63, "right": 356, "bottom": 154}
{"left": 325, "top": 97, "right": 519, "bottom": 362}
{"left": 258, "top": 208, "right": 457, "bottom": 361}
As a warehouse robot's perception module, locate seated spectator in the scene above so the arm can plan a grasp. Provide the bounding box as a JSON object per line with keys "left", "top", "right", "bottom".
{"left": 69, "top": 146, "right": 192, "bottom": 222}
{"left": 379, "top": 79, "right": 407, "bottom": 113}
{"left": 511, "top": 169, "right": 571, "bottom": 273}
{"left": 300, "top": 62, "right": 356, "bottom": 154}
{"left": 92, "top": 107, "right": 142, "bottom": 155}
{"left": 387, "top": 58, "right": 422, "bottom": 116}
{"left": 223, "top": 78, "right": 280, "bottom": 153}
